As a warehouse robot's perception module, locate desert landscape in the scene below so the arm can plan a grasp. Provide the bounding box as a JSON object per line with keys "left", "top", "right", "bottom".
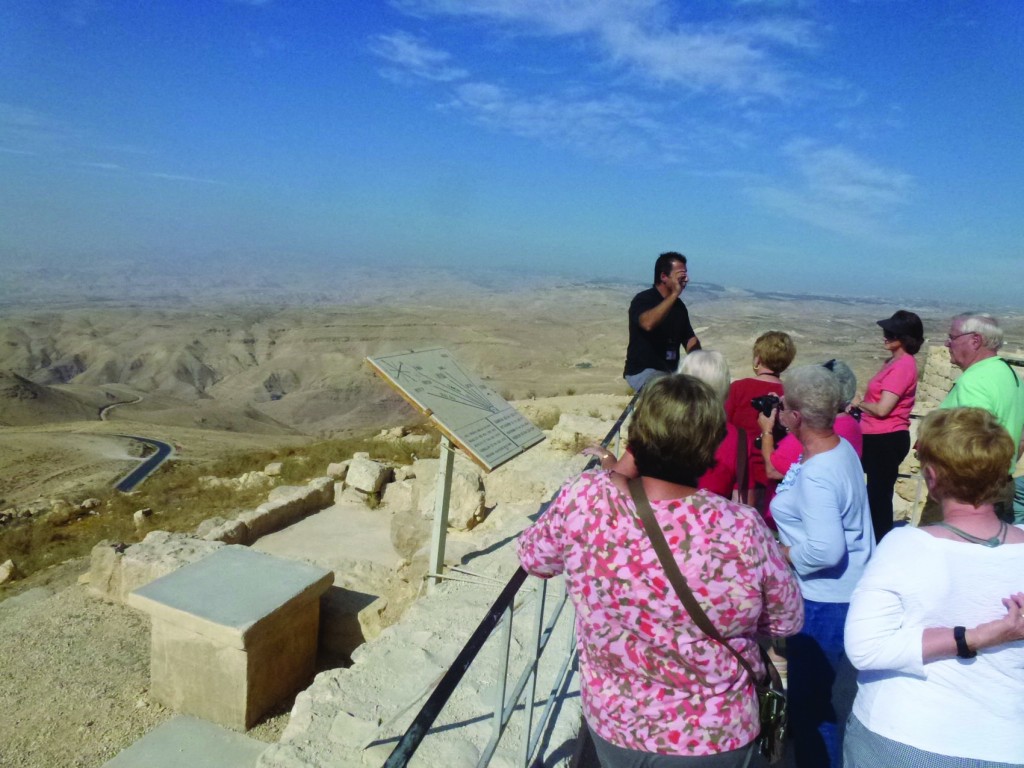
{"left": 2, "top": 270, "right": 1023, "bottom": 766}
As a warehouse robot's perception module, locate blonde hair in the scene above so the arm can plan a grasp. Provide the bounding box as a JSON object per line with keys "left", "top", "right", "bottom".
{"left": 917, "top": 408, "right": 1014, "bottom": 506}
{"left": 753, "top": 331, "right": 796, "bottom": 374}
{"left": 629, "top": 374, "right": 725, "bottom": 485}
{"left": 679, "top": 350, "right": 730, "bottom": 402}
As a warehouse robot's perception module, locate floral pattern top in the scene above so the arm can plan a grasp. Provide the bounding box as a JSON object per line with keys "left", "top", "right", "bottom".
{"left": 517, "top": 470, "right": 803, "bottom": 756}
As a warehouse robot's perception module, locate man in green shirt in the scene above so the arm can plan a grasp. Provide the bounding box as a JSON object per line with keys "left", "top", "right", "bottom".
{"left": 927, "top": 313, "right": 1024, "bottom": 523}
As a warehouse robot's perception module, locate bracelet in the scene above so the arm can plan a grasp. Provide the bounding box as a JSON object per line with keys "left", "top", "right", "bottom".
{"left": 954, "top": 625, "right": 976, "bottom": 659}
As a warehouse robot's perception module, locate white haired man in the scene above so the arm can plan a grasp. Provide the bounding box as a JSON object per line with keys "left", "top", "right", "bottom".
{"left": 921, "top": 313, "right": 1024, "bottom": 523}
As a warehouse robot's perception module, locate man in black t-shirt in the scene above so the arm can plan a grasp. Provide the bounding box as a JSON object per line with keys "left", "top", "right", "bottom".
{"left": 623, "top": 252, "right": 701, "bottom": 391}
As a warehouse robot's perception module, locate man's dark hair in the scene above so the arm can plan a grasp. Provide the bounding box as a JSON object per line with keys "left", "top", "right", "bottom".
{"left": 653, "top": 251, "right": 687, "bottom": 287}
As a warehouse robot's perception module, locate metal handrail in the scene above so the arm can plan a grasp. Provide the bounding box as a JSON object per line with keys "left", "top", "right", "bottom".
{"left": 383, "top": 391, "right": 640, "bottom": 768}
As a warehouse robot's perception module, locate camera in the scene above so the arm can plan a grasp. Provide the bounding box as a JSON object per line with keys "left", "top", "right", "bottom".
{"left": 751, "top": 393, "right": 781, "bottom": 417}
{"left": 751, "top": 393, "right": 786, "bottom": 448}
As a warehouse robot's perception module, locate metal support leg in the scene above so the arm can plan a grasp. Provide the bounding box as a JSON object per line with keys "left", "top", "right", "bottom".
{"left": 428, "top": 437, "right": 455, "bottom": 591}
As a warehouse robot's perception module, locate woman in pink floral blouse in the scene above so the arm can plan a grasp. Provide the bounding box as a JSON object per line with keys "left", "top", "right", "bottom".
{"left": 518, "top": 374, "right": 804, "bottom": 767}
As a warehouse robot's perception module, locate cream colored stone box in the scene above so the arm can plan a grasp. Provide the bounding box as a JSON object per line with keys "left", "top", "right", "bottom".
{"left": 128, "top": 545, "right": 334, "bottom": 730}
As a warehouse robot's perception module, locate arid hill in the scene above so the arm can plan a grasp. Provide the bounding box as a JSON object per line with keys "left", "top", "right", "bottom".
{"left": 0, "top": 371, "right": 109, "bottom": 427}
{"left": 1, "top": 277, "right": 1021, "bottom": 508}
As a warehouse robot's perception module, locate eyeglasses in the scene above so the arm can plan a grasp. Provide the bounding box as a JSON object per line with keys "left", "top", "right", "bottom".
{"left": 883, "top": 332, "right": 896, "bottom": 341}
{"left": 946, "top": 331, "right": 976, "bottom": 344}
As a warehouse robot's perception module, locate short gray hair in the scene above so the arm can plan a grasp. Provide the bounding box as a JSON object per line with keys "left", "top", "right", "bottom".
{"left": 954, "top": 313, "right": 1003, "bottom": 351}
{"left": 782, "top": 365, "right": 841, "bottom": 430}
{"left": 679, "top": 350, "right": 731, "bottom": 402}
{"left": 824, "top": 359, "right": 857, "bottom": 408}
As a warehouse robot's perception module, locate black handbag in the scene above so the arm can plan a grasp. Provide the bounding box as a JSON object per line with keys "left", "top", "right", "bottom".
{"left": 627, "top": 478, "right": 788, "bottom": 764}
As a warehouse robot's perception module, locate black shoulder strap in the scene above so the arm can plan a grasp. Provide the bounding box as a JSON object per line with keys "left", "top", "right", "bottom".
{"left": 1001, "top": 358, "right": 1020, "bottom": 387}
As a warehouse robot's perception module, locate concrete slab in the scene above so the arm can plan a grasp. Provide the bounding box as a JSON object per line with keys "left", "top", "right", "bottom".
{"left": 129, "top": 546, "right": 334, "bottom": 648}
{"left": 102, "top": 715, "right": 265, "bottom": 768}
{"left": 253, "top": 502, "right": 400, "bottom": 571}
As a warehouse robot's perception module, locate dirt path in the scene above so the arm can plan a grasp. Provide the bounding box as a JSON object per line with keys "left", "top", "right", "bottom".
{"left": 0, "top": 561, "right": 288, "bottom": 768}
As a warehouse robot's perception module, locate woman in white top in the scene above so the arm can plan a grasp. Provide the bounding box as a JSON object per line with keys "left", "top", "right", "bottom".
{"left": 844, "top": 407, "right": 1024, "bottom": 767}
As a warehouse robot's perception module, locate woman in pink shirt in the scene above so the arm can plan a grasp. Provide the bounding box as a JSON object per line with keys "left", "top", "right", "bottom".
{"left": 852, "top": 311, "right": 924, "bottom": 541}
{"left": 518, "top": 374, "right": 803, "bottom": 766}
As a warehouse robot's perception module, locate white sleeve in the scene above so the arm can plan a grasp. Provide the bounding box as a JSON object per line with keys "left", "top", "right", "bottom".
{"left": 844, "top": 533, "right": 926, "bottom": 677}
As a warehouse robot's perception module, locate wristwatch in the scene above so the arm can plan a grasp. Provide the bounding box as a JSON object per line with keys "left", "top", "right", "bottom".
{"left": 953, "top": 626, "right": 976, "bottom": 659}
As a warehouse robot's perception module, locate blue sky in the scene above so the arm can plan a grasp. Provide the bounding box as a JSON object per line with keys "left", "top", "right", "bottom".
{"left": 2, "top": 1, "right": 1022, "bottom": 305}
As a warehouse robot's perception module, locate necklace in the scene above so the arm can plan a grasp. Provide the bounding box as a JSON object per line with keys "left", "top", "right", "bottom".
{"left": 932, "top": 519, "right": 1008, "bottom": 547}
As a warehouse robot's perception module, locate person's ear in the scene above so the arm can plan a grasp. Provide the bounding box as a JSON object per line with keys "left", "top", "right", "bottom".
{"left": 923, "top": 464, "right": 938, "bottom": 494}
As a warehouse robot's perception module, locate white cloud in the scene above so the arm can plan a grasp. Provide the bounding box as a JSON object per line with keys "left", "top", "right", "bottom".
{"left": 370, "top": 32, "right": 469, "bottom": 82}
{"left": 393, "top": 0, "right": 817, "bottom": 99}
{"left": 447, "top": 81, "right": 670, "bottom": 160}
{"left": 148, "top": 172, "right": 223, "bottom": 185}
{"left": 748, "top": 140, "right": 915, "bottom": 243}
{"left": 79, "top": 161, "right": 123, "bottom": 170}
{"left": 0, "top": 102, "right": 69, "bottom": 152}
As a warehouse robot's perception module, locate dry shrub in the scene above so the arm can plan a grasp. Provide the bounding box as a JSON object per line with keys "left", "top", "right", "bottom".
{"left": 0, "top": 429, "right": 440, "bottom": 586}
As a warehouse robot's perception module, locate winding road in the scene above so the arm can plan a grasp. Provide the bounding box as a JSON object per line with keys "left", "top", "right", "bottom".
{"left": 99, "top": 396, "right": 174, "bottom": 492}
{"left": 112, "top": 435, "right": 174, "bottom": 492}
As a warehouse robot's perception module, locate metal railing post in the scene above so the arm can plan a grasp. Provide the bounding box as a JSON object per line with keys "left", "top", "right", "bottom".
{"left": 519, "top": 578, "right": 547, "bottom": 767}
{"left": 492, "top": 605, "right": 513, "bottom": 744}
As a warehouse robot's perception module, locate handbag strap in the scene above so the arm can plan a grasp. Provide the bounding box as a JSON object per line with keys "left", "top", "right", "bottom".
{"left": 627, "top": 477, "right": 762, "bottom": 687}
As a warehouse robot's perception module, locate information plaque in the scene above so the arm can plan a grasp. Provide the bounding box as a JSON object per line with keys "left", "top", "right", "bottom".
{"left": 366, "top": 348, "right": 545, "bottom": 471}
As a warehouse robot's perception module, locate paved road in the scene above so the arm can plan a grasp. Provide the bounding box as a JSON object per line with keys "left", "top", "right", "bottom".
{"left": 113, "top": 435, "right": 174, "bottom": 492}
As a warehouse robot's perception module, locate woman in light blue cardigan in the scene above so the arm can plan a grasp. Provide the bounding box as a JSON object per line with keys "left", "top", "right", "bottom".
{"left": 769, "top": 364, "right": 875, "bottom": 768}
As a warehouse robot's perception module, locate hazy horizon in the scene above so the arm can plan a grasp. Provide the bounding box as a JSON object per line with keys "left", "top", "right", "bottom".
{"left": 2, "top": 255, "right": 1020, "bottom": 317}
{"left": 3, "top": 3, "right": 1022, "bottom": 307}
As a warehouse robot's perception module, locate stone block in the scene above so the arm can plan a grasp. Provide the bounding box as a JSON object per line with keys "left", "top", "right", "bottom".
{"left": 346, "top": 458, "right": 390, "bottom": 494}
{"left": 129, "top": 546, "right": 333, "bottom": 731}
{"left": 89, "top": 532, "right": 224, "bottom": 604}
{"left": 390, "top": 503, "right": 431, "bottom": 559}
{"left": 381, "top": 478, "right": 416, "bottom": 512}
{"left": 414, "top": 458, "right": 485, "bottom": 531}
{"left": 265, "top": 462, "right": 284, "bottom": 477}
{"left": 326, "top": 461, "right": 348, "bottom": 480}
{"left": 237, "top": 478, "right": 334, "bottom": 541}
{"left": 319, "top": 587, "right": 389, "bottom": 659}
{"left": 101, "top": 715, "right": 266, "bottom": 768}
{"left": 203, "top": 519, "right": 250, "bottom": 545}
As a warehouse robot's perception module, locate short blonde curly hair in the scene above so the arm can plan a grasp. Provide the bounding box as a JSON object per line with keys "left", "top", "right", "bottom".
{"left": 917, "top": 407, "right": 1014, "bottom": 506}
{"left": 753, "top": 331, "right": 796, "bottom": 375}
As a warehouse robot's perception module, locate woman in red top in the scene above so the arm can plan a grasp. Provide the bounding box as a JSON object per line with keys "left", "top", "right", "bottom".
{"left": 851, "top": 310, "right": 924, "bottom": 541}
{"left": 724, "top": 331, "right": 796, "bottom": 518}
{"left": 589, "top": 351, "right": 746, "bottom": 499}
